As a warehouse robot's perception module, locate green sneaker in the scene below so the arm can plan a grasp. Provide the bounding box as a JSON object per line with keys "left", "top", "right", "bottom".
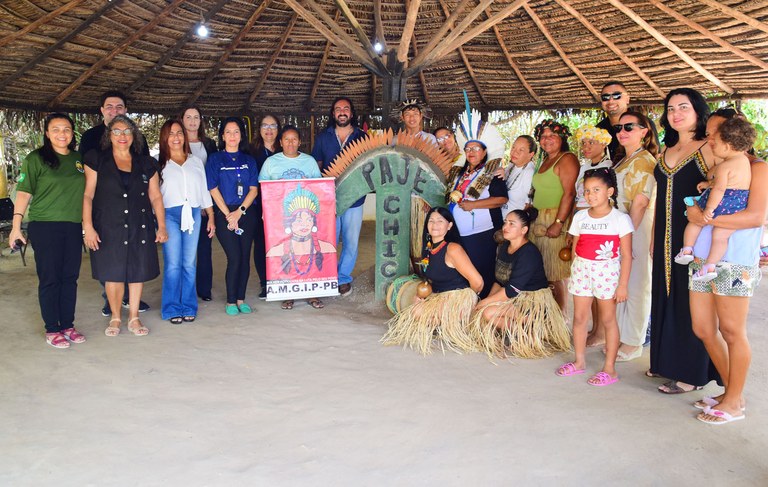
{"left": 238, "top": 302, "right": 253, "bottom": 314}
{"left": 225, "top": 304, "right": 239, "bottom": 316}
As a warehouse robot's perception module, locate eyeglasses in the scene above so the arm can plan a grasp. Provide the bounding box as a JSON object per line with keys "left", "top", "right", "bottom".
{"left": 110, "top": 128, "right": 132, "bottom": 136}
{"left": 600, "top": 92, "right": 624, "bottom": 101}
{"left": 261, "top": 123, "right": 278, "bottom": 130}
{"left": 436, "top": 134, "right": 453, "bottom": 143}
{"left": 612, "top": 123, "right": 646, "bottom": 133}
{"left": 465, "top": 146, "right": 485, "bottom": 153}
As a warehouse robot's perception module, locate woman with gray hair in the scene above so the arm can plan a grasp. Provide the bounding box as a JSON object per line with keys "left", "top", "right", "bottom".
{"left": 83, "top": 115, "right": 168, "bottom": 337}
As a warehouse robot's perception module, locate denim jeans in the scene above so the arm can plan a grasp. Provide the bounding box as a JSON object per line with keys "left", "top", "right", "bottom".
{"left": 162, "top": 206, "right": 201, "bottom": 319}
{"left": 336, "top": 204, "right": 364, "bottom": 285}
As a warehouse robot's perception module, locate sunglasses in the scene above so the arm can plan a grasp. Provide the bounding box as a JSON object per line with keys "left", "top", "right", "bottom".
{"left": 613, "top": 123, "right": 646, "bottom": 133}
{"left": 601, "top": 92, "right": 624, "bottom": 101}
{"left": 110, "top": 128, "right": 133, "bottom": 136}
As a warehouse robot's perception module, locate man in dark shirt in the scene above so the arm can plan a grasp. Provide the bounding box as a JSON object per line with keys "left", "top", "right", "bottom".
{"left": 311, "top": 97, "right": 367, "bottom": 296}
{"left": 596, "top": 81, "right": 659, "bottom": 163}
{"left": 80, "top": 90, "right": 151, "bottom": 315}
{"left": 80, "top": 90, "right": 149, "bottom": 158}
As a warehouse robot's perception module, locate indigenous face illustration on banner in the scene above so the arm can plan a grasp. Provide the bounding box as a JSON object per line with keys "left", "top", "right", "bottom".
{"left": 261, "top": 179, "right": 339, "bottom": 300}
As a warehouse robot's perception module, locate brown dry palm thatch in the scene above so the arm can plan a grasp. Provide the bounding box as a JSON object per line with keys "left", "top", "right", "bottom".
{"left": 0, "top": 0, "right": 767, "bottom": 118}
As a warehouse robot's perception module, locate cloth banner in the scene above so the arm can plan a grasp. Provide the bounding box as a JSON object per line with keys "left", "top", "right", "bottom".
{"left": 261, "top": 178, "right": 339, "bottom": 301}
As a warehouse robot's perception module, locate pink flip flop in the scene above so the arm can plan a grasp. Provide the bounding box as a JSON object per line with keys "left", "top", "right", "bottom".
{"left": 556, "top": 362, "right": 585, "bottom": 377}
{"left": 588, "top": 371, "right": 619, "bottom": 386}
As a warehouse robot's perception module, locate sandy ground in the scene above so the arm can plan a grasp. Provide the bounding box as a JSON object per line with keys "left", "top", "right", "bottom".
{"left": 1, "top": 221, "right": 767, "bottom": 486}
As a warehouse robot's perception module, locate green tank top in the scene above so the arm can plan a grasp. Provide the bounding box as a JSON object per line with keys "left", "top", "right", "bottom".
{"left": 532, "top": 155, "right": 565, "bottom": 209}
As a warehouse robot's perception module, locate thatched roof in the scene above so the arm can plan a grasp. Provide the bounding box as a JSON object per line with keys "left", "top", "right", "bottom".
{"left": 1, "top": 0, "right": 767, "bottom": 116}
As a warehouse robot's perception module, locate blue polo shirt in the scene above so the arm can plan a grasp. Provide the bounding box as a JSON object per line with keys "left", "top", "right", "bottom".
{"left": 206, "top": 150, "right": 259, "bottom": 206}
{"left": 312, "top": 126, "right": 367, "bottom": 208}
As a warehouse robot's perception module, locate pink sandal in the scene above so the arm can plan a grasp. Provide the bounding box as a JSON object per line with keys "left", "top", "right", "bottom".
{"left": 61, "top": 327, "right": 86, "bottom": 344}
{"left": 556, "top": 362, "right": 585, "bottom": 377}
{"left": 46, "top": 332, "right": 70, "bottom": 349}
{"left": 588, "top": 371, "right": 619, "bottom": 386}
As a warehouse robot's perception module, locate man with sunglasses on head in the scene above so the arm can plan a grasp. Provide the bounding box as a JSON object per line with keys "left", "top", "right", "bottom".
{"left": 311, "top": 97, "right": 368, "bottom": 297}
{"left": 79, "top": 90, "right": 151, "bottom": 315}
{"left": 596, "top": 81, "right": 658, "bottom": 163}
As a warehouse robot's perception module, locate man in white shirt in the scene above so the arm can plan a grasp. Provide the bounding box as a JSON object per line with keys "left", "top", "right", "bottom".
{"left": 394, "top": 100, "right": 438, "bottom": 145}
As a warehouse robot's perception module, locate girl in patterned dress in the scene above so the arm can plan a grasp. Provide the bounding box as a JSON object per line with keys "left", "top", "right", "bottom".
{"left": 556, "top": 168, "right": 633, "bottom": 386}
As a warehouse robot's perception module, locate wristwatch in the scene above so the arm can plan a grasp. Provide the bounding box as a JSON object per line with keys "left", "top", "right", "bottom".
{"left": 239, "top": 205, "right": 247, "bottom": 214}
{"left": 555, "top": 218, "right": 564, "bottom": 224}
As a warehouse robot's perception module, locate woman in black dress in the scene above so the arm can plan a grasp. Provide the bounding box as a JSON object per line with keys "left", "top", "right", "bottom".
{"left": 83, "top": 115, "right": 167, "bottom": 337}
{"left": 249, "top": 114, "right": 282, "bottom": 299}
{"left": 650, "top": 88, "right": 718, "bottom": 393}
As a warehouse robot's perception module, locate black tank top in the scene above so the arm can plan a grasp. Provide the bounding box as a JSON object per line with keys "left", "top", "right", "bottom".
{"left": 424, "top": 243, "right": 469, "bottom": 293}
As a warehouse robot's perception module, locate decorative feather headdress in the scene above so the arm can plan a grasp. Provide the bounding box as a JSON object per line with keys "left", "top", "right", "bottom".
{"left": 283, "top": 184, "right": 319, "bottom": 216}
{"left": 454, "top": 91, "right": 505, "bottom": 162}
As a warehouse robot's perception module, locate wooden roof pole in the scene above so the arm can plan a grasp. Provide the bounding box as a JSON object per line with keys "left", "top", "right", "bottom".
{"left": 334, "top": 0, "right": 388, "bottom": 73}
{"left": 1, "top": 0, "right": 124, "bottom": 90}
{"left": 698, "top": 0, "right": 768, "bottom": 36}
{"left": 405, "top": 0, "right": 430, "bottom": 104}
{"left": 523, "top": 4, "right": 599, "bottom": 101}
{"left": 185, "top": 1, "right": 270, "bottom": 106}
{"left": 486, "top": 8, "right": 542, "bottom": 105}
{"left": 246, "top": 13, "right": 299, "bottom": 110}
{"left": 0, "top": 0, "right": 88, "bottom": 49}
{"left": 606, "top": 0, "right": 734, "bottom": 94}
{"left": 285, "top": 0, "right": 384, "bottom": 76}
{"left": 397, "top": 0, "right": 421, "bottom": 63}
{"left": 552, "top": 0, "right": 664, "bottom": 99}
{"left": 650, "top": 0, "right": 768, "bottom": 72}
{"left": 374, "top": 0, "right": 386, "bottom": 49}
{"left": 437, "top": 0, "right": 487, "bottom": 106}
{"left": 406, "top": 0, "right": 473, "bottom": 72}
{"left": 408, "top": 0, "right": 494, "bottom": 73}
{"left": 306, "top": 10, "right": 341, "bottom": 111}
{"left": 127, "top": 0, "right": 230, "bottom": 95}
{"left": 408, "top": 0, "right": 527, "bottom": 76}
{"left": 49, "top": 0, "right": 186, "bottom": 108}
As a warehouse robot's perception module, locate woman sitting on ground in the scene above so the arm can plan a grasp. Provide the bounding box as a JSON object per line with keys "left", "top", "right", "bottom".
{"left": 472, "top": 207, "right": 571, "bottom": 359}
{"left": 382, "top": 207, "right": 483, "bottom": 355}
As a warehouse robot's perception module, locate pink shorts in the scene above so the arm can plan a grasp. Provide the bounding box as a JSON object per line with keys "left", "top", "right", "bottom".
{"left": 568, "top": 256, "right": 620, "bottom": 300}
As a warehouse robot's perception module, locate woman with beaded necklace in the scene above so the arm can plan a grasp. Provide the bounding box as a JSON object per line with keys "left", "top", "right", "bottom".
{"left": 382, "top": 207, "right": 483, "bottom": 355}
{"left": 611, "top": 111, "right": 658, "bottom": 362}
{"left": 529, "top": 119, "right": 579, "bottom": 313}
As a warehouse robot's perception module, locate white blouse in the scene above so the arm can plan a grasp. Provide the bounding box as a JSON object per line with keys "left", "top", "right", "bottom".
{"left": 161, "top": 155, "right": 212, "bottom": 206}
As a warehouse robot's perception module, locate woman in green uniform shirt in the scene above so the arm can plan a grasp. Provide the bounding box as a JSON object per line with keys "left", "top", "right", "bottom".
{"left": 10, "top": 113, "right": 86, "bottom": 349}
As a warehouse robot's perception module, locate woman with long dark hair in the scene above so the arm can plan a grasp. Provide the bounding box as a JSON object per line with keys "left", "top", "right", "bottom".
{"left": 158, "top": 119, "right": 214, "bottom": 323}
{"left": 650, "top": 88, "right": 718, "bottom": 394}
{"left": 382, "top": 207, "right": 483, "bottom": 354}
{"left": 181, "top": 106, "right": 217, "bottom": 301}
{"left": 612, "top": 111, "right": 658, "bottom": 362}
{"left": 249, "top": 113, "right": 282, "bottom": 299}
{"left": 10, "top": 113, "right": 86, "bottom": 348}
{"left": 472, "top": 207, "right": 571, "bottom": 359}
{"left": 206, "top": 117, "right": 260, "bottom": 316}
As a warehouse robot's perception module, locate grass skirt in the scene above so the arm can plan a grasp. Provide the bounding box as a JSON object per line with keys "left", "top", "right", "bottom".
{"left": 471, "top": 288, "right": 571, "bottom": 359}
{"left": 382, "top": 287, "right": 479, "bottom": 355}
{"left": 528, "top": 207, "right": 571, "bottom": 282}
